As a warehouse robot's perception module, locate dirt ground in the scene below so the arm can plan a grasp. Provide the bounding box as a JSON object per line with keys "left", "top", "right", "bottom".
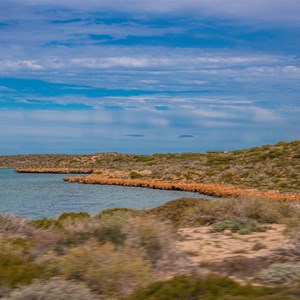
{"left": 176, "top": 224, "right": 288, "bottom": 265}
{"left": 172, "top": 224, "right": 296, "bottom": 282}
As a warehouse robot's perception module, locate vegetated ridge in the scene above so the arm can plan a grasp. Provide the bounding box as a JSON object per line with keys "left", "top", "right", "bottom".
{"left": 0, "top": 140, "right": 299, "bottom": 194}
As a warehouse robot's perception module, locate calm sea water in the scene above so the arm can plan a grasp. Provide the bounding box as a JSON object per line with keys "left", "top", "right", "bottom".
{"left": 0, "top": 168, "right": 212, "bottom": 219}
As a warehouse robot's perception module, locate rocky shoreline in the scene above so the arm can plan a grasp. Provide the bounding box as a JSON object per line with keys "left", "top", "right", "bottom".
{"left": 64, "top": 174, "right": 300, "bottom": 201}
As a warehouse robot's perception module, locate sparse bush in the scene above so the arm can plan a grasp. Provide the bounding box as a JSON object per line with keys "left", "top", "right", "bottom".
{"left": 57, "top": 243, "right": 153, "bottom": 297}
{"left": 134, "top": 156, "right": 154, "bottom": 162}
{"left": 206, "top": 154, "right": 234, "bottom": 166}
{"left": 58, "top": 212, "right": 90, "bottom": 221}
{"left": 147, "top": 198, "right": 208, "bottom": 226}
{"left": 209, "top": 256, "right": 270, "bottom": 276}
{"left": 211, "top": 218, "right": 267, "bottom": 234}
{"left": 182, "top": 197, "right": 297, "bottom": 227}
{"left": 125, "top": 216, "right": 177, "bottom": 268}
{"left": 257, "top": 263, "right": 300, "bottom": 284}
{"left": 0, "top": 237, "right": 32, "bottom": 253}
{"left": 93, "top": 221, "right": 126, "bottom": 246}
{"left": 0, "top": 252, "right": 45, "bottom": 287}
{"left": 285, "top": 226, "right": 300, "bottom": 258}
{"left": 0, "top": 215, "right": 35, "bottom": 237}
{"left": 252, "top": 242, "right": 266, "bottom": 251}
{"left": 3, "top": 278, "right": 97, "bottom": 300}
{"left": 96, "top": 207, "right": 138, "bottom": 219}
{"left": 130, "top": 171, "right": 143, "bottom": 179}
{"left": 32, "top": 218, "right": 62, "bottom": 229}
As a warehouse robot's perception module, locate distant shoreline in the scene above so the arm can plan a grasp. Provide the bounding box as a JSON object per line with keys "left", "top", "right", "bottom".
{"left": 12, "top": 167, "right": 300, "bottom": 201}
{"left": 16, "top": 168, "right": 92, "bottom": 174}
{"left": 3, "top": 140, "right": 299, "bottom": 199}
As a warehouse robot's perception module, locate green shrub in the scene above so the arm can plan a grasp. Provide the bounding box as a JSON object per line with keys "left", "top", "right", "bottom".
{"left": 127, "top": 275, "right": 280, "bottom": 300}
{"left": 93, "top": 222, "right": 126, "bottom": 246}
{"left": 58, "top": 212, "right": 90, "bottom": 221}
{"left": 0, "top": 252, "right": 45, "bottom": 287}
{"left": 55, "top": 232, "right": 91, "bottom": 249}
{"left": 134, "top": 156, "right": 154, "bottom": 162}
{"left": 206, "top": 154, "right": 234, "bottom": 166}
{"left": 147, "top": 198, "right": 208, "bottom": 226}
{"left": 211, "top": 218, "right": 267, "bottom": 234}
{"left": 96, "top": 207, "right": 138, "bottom": 219}
{"left": 257, "top": 263, "right": 300, "bottom": 284}
{"left": 259, "top": 150, "right": 284, "bottom": 160}
{"left": 130, "top": 171, "right": 143, "bottom": 179}
{"left": 0, "top": 237, "right": 32, "bottom": 254}
{"left": 56, "top": 213, "right": 131, "bottom": 248}
{"left": 32, "top": 218, "right": 62, "bottom": 229}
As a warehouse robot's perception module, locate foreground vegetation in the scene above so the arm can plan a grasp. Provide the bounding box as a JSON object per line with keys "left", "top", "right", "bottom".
{"left": 1, "top": 140, "right": 299, "bottom": 193}
{"left": 1, "top": 196, "right": 300, "bottom": 299}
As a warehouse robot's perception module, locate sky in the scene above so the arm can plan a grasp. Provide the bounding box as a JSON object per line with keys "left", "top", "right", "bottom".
{"left": 0, "top": 0, "right": 299, "bottom": 154}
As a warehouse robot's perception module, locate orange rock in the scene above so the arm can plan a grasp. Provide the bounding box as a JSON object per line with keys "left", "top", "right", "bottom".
{"left": 64, "top": 174, "right": 300, "bottom": 202}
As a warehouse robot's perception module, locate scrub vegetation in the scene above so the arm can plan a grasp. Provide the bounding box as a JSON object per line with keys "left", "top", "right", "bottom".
{"left": 1, "top": 196, "right": 300, "bottom": 299}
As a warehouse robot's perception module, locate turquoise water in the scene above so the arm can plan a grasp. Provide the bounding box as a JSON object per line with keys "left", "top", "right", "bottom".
{"left": 0, "top": 168, "right": 212, "bottom": 219}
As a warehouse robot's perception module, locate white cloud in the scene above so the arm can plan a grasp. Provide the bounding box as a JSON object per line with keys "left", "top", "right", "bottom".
{"left": 252, "top": 107, "right": 282, "bottom": 122}
{"left": 0, "top": 53, "right": 290, "bottom": 74}
{"left": 70, "top": 57, "right": 171, "bottom": 68}
{"left": 193, "top": 109, "right": 236, "bottom": 119}
{"left": 0, "top": 60, "right": 43, "bottom": 71}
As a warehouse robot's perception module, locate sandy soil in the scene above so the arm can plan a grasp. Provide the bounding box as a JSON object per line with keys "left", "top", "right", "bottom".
{"left": 175, "top": 224, "right": 289, "bottom": 266}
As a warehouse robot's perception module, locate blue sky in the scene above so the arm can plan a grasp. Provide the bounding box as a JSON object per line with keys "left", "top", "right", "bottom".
{"left": 0, "top": 0, "right": 299, "bottom": 154}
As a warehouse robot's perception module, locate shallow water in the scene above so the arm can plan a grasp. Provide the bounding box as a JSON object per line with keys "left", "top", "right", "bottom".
{"left": 0, "top": 168, "right": 212, "bottom": 219}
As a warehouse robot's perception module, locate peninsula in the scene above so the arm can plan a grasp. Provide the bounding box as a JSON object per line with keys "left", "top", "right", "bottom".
{"left": 1, "top": 140, "right": 299, "bottom": 200}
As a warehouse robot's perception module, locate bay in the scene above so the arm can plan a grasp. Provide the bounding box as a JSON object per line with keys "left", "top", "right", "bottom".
{"left": 0, "top": 168, "right": 212, "bottom": 219}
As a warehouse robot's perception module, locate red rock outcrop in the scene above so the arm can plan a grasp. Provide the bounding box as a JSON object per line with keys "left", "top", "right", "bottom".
{"left": 64, "top": 174, "right": 300, "bottom": 201}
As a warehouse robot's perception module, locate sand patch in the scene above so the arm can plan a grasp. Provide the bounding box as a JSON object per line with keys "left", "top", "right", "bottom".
{"left": 176, "top": 224, "right": 288, "bottom": 266}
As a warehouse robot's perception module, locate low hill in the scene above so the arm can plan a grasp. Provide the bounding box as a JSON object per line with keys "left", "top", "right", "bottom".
{"left": 0, "top": 140, "right": 299, "bottom": 193}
